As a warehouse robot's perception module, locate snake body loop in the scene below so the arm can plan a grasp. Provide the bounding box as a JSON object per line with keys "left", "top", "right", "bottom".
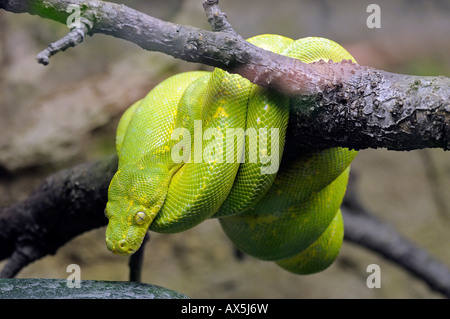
{"left": 105, "top": 35, "right": 358, "bottom": 274}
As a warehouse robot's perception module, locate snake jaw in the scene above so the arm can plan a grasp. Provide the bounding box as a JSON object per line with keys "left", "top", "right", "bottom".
{"left": 106, "top": 235, "right": 141, "bottom": 256}
{"left": 104, "top": 36, "right": 357, "bottom": 274}
{"left": 104, "top": 204, "right": 155, "bottom": 256}
{"left": 105, "top": 208, "right": 151, "bottom": 256}
{"left": 106, "top": 237, "right": 133, "bottom": 256}
{"left": 105, "top": 164, "right": 170, "bottom": 256}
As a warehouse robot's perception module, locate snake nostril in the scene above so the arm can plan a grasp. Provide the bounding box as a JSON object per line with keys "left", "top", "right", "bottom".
{"left": 106, "top": 238, "right": 133, "bottom": 255}
{"left": 114, "top": 239, "right": 129, "bottom": 254}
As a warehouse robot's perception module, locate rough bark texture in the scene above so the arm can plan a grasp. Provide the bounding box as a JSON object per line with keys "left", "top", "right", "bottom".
{"left": 1, "top": 0, "right": 449, "bottom": 151}
{"left": 0, "top": 156, "right": 117, "bottom": 278}
{"left": 1, "top": 155, "right": 450, "bottom": 298}
{"left": 287, "top": 71, "right": 450, "bottom": 151}
{"left": 0, "top": 278, "right": 190, "bottom": 299}
{"left": 1, "top": 0, "right": 450, "bottom": 297}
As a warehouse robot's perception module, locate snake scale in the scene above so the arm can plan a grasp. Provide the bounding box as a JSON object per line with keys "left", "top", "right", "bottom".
{"left": 105, "top": 34, "right": 358, "bottom": 274}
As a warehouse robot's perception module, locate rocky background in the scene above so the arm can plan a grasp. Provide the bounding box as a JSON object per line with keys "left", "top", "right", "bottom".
{"left": 0, "top": 0, "right": 449, "bottom": 298}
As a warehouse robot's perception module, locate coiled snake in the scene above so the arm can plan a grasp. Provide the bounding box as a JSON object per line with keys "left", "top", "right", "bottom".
{"left": 105, "top": 34, "right": 357, "bottom": 274}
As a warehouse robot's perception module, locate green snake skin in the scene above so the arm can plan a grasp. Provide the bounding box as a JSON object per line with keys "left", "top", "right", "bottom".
{"left": 105, "top": 35, "right": 358, "bottom": 274}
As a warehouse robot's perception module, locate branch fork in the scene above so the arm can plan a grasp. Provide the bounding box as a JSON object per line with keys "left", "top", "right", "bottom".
{"left": 36, "top": 0, "right": 237, "bottom": 66}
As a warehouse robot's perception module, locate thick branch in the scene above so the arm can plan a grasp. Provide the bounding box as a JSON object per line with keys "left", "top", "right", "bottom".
{"left": 1, "top": 156, "right": 450, "bottom": 298}
{"left": 286, "top": 72, "right": 450, "bottom": 151}
{"left": 1, "top": 0, "right": 449, "bottom": 151}
{"left": 0, "top": 156, "right": 117, "bottom": 278}
{"left": 0, "top": 0, "right": 366, "bottom": 95}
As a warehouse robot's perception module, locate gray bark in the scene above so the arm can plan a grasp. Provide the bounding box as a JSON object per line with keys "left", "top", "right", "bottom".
{"left": 1, "top": 0, "right": 449, "bottom": 151}
{"left": 1, "top": 0, "right": 450, "bottom": 297}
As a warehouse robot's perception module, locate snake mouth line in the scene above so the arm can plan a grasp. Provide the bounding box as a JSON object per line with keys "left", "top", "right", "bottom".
{"left": 106, "top": 237, "right": 137, "bottom": 256}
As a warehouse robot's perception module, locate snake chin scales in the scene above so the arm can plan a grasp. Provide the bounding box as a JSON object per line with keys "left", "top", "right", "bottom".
{"left": 105, "top": 35, "right": 358, "bottom": 274}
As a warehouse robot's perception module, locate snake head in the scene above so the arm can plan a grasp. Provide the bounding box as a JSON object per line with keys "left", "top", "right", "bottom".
{"left": 104, "top": 163, "right": 170, "bottom": 256}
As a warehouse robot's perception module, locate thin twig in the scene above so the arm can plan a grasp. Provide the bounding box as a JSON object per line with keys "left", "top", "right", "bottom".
{"left": 128, "top": 233, "right": 149, "bottom": 283}
{"left": 0, "top": 0, "right": 449, "bottom": 298}
{"left": 0, "top": 156, "right": 449, "bottom": 298}
{"left": 36, "top": 23, "right": 90, "bottom": 65}
{"left": 2, "top": 0, "right": 448, "bottom": 151}
{"left": 202, "top": 0, "right": 236, "bottom": 34}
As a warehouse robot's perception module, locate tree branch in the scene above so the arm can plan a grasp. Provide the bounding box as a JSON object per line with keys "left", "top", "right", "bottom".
{"left": 1, "top": 0, "right": 450, "bottom": 297}
{"left": 2, "top": 155, "right": 450, "bottom": 298}
{"left": 1, "top": 0, "right": 449, "bottom": 151}
{"left": 342, "top": 172, "right": 450, "bottom": 298}
{"left": 203, "top": 0, "right": 236, "bottom": 33}
{"left": 35, "top": 22, "right": 90, "bottom": 65}
{"left": 128, "top": 233, "right": 149, "bottom": 283}
{"left": 286, "top": 72, "right": 450, "bottom": 151}
{"left": 0, "top": 156, "right": 117, "bottom": 278}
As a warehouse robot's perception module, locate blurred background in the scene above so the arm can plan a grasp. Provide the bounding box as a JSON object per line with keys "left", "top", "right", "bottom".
{"left": 0, "top": 0, "right": 449, "bottom": 298}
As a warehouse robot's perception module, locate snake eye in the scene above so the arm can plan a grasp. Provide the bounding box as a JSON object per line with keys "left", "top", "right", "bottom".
{"left": 134, "top": 211, "right": 147, "bottom": 225}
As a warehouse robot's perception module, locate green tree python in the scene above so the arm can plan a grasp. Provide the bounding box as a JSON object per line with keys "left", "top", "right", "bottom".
{"left": 105, "top": 34, "right": 358, "bottom": 275}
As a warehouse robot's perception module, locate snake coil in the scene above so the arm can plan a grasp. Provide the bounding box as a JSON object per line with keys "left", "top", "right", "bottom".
{"left": 105, "top": 35, "right": 357, "bottom": 274}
